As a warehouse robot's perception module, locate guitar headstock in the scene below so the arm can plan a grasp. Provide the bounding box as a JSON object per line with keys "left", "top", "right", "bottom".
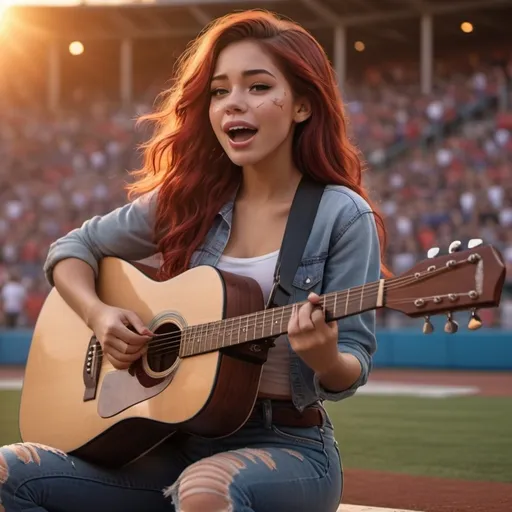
{"left": 385, "top": 239, "right": 506, "bottom": 334}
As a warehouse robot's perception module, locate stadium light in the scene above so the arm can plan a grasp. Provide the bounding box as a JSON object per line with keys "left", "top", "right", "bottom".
{"left": 354, "top": 41, "right": 365, "bottom": 52}
{"left": 461, "top": 21, "right": 474, "bottom": 33}
{"left": 69, "top": 41, "right": 85, "bottom": 55}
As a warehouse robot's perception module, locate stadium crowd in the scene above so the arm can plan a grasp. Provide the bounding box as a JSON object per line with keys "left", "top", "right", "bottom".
{"left": 0, "top": 59, "right": 511, "bottom": 328}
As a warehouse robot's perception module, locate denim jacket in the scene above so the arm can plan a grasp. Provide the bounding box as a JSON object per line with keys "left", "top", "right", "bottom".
{"left": 43, "top": 184, "right": 380, "bottom": 411}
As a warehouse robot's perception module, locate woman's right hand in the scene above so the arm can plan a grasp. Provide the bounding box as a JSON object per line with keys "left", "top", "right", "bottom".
{"left": 87, "top": 304, "right": 154, "bottom": 370}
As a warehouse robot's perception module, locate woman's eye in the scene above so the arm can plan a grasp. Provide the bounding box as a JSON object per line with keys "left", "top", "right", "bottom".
{"left": 251, "top": 84, "right": 271, "bottom": 92}
{"left": 210, "top": 84, "right": 270, "bottom": 96}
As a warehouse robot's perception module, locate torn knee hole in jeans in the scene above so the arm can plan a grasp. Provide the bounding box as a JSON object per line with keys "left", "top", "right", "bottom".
{"left": 163, "top": 448, "right": 288, "bottom": 511}
{"left": 0, "top": 443, "right": 68, "bottom": 484}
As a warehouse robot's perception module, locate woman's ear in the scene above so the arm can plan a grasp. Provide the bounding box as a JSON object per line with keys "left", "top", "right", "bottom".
{"left": 294, "top": 99, "right": 312, "bottom": 123}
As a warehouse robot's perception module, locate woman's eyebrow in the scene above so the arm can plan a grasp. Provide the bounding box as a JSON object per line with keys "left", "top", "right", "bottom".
{"left": 211, "top": 69, "right": 277, "bottom": 82}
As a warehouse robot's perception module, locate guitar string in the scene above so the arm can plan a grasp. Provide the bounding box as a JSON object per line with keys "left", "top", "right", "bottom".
{"left": 92, "top": 263, "right": 470, "bottom": 361}
{"left": 130, "top": 291, "right": 470, "bottom": 361}
{"left": 93, "top": 285, "right": 379, "bottom": 363}
{"left": 92, "top": 280, "right": 389, "bottom": 359}
{"left": 94, "top": 265, "right": 465, "bottom": 361}
{"left": 140, "top": 263, "right": 453, "bottom": 342}
{"left": 141, "top": 263, "right": 457, "bottom": 354}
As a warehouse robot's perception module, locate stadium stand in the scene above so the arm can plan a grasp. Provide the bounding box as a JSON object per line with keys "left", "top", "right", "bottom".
{"left": 0, "top": 1, "right": 511, "bottom": 328}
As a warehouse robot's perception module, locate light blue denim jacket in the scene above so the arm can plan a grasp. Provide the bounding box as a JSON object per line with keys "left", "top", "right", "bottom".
{"left": 43, "top": 184, "right": 380, "bottom": 411}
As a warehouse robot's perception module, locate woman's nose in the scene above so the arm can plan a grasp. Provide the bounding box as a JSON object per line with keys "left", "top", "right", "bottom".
{"left": 224, "top": 91, "right": 248, "bottom": 115}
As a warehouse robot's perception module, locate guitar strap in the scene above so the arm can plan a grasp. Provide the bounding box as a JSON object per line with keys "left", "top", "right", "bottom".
{"left": 267, "top": 176, "right": 326, "bottom": 309}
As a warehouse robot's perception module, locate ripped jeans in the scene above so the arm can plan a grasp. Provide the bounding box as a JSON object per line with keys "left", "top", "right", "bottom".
{"left": 0, "top": 404, "right": 342, "bottom": 512}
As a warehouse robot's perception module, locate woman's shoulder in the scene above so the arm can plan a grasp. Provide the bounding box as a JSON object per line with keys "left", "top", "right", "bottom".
{"left": 321, "top": 184, "right": 373, "bottom": 218}
{"left": 305, "top": 184, "right": 377, "bottom": 253}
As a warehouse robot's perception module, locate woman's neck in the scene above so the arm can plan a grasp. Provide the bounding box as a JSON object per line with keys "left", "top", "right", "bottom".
{"left": 239, "top": 145, "right": 302, "bottom": 203}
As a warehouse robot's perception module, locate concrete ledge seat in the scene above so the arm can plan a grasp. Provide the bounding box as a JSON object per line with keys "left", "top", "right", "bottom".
{"left": 338, "top": 506, "right": 420, "bottom": 512}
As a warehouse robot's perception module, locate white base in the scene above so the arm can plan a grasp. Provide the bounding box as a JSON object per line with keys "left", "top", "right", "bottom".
{"left": 359, "top": 382, "right": 479, "bottom": 398}
{"left": 340, "top": 506, "right": 422, "bottom": 512}
{"left": 0, "top": 379, "right": 23, "bottom": 390}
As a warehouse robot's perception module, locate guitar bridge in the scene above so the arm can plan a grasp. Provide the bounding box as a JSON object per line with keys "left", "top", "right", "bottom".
{"left": 221, "top": 338, "right": 274, "bottom": 364}
{"left": 83, "top": 336, "right": 103, "bottom": 402}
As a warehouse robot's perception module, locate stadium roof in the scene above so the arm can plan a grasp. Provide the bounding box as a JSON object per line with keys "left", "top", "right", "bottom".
{"left": 6, "top": 0, "right": 512, "bottom": 48}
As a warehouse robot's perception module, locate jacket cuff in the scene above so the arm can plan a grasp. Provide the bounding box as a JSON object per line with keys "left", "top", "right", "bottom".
{"left": 43, "top": 241, "right": 100, "bottom": 287}
{"left": 313, "top": 342, "right": 370, "bottom": 402}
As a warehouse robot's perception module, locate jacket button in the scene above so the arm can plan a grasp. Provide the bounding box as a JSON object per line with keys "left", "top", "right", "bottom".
{"left": 305, "top": 277, "right": 311, "bottom": 284}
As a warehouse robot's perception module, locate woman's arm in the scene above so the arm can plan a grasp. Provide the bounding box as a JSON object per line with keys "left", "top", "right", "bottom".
{"left": 315, "top": 210, "right": 381, "bottom": 398}
{"left": 45, "top": 191, "right": 160, "bottom": 369}
{"left": 52, "top": 259, "right": 104, "bottom": 327}
{"left": 288, "top": 208, "right": 381, "bottom": 400}
{"left": 44, "top": 190, "right": 158, "bottom": 286}
{"left": 44, "top": 190, "right": 158, "bottom": 324}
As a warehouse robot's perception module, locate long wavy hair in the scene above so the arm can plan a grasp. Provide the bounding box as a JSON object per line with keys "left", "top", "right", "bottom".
{"left": 128, "top": 9, "right": 389, "bottom": 280}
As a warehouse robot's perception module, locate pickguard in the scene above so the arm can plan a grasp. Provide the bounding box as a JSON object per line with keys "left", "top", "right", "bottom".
{"left": 97, "top": 361, "right": 175, "bottom": 418}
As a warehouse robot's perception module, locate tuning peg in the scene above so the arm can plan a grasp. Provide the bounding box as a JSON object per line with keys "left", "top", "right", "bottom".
{"left": 427, "top": 247, "right": 440, "bottom": 258}
{"left": 422, "top": 316, "right": 434, "bottom": 334}
{"left": 444, "top": 312, "right": 459, "bottom": 334}
{"left": 468, "top": 309, "right": 482, "bottom": 330}
{"left": 448, "top": 240, "right": 462, "bottom": 254}
{"left": 468, "top": 238, "right": 483, "bottom": 249}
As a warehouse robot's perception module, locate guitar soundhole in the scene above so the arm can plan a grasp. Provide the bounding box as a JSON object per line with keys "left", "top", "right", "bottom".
{"left": 146, "top": 322, "right": 181, "bottom": 373}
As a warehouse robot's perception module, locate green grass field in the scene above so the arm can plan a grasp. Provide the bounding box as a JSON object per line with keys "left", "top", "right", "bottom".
{"left": 1, "top": 391, "right": 511, "bottom": 483}
{"left": 0, "top": 391, "right": 21, "bottom": 447}
{"left": 327, "top": 396, "right": 512, "bottom": 482}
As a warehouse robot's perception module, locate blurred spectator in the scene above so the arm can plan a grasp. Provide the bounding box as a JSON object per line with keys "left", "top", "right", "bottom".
{"left": 0, "top": 96, "right": 148, "bottom": 327}
{"left": 369, "top": 111, "right": 512, "bottom": 327}
{"left": 1, "top": 270, "right": 27, "bottom": 328}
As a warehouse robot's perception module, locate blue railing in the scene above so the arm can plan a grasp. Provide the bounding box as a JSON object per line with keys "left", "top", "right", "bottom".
{"left": 0, "top": 328, "right": 511, "bottom": 370}
{"left": 373, "top": 328, "right": 512, "bottom": 370}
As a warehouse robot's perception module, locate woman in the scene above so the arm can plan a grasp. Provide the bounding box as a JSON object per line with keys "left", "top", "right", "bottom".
{"left": 0, "top": 9, "right": 387, "bottom": 512}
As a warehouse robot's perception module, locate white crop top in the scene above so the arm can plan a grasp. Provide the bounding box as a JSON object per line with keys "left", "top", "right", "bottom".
{"left": 216, "top": 250, "right": 291, "bottom": 397}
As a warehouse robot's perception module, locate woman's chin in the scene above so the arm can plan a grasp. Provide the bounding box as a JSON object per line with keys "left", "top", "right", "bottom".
{"left": 226, "top": 150, "right": 264, "bottom": 168}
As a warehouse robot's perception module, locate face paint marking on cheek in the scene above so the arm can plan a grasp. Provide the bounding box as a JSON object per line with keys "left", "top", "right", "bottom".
{"left": 256, "top": 102, "right": 265, "bottom": 108}
{"left": 272, "top": 97, "right": 284, "bottom": 110}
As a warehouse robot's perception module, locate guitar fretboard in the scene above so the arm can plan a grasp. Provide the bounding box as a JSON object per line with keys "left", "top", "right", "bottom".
{"left": 179, "top": 280, "right": 383, "bottom": 357}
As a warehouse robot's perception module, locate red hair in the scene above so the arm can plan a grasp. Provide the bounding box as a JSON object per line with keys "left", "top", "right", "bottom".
{"left": 128, "top": 9, "right": 390, "bottom": 280}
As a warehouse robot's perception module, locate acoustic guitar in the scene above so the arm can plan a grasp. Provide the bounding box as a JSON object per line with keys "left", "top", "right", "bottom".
{"left": 19, "top": 240, "right": 505, "bottom": 467}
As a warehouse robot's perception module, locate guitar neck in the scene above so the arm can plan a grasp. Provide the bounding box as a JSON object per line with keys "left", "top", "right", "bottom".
{"left": 180, "top": 279, "right": 386, "bottom": 357}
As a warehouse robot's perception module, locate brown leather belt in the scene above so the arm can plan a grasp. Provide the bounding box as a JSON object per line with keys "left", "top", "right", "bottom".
{"left": 250, "top": 400, "right": 325, "bottom": 428}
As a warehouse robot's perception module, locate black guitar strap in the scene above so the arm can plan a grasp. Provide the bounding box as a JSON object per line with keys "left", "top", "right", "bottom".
{"left": 267, "top": 176, "right": 325, "bottom": 309}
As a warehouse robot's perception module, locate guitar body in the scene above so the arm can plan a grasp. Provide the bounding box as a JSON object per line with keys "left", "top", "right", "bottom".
{"left": 19, "top": 258, "right": 268, "bottom": 467}
{"left": 19, "top": 243, "right": 506, "bottom": 468}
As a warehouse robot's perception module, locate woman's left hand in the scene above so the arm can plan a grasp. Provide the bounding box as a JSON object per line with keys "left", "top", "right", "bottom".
{"left": 287, "top": 293, "right": 339, "bottom": 375}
